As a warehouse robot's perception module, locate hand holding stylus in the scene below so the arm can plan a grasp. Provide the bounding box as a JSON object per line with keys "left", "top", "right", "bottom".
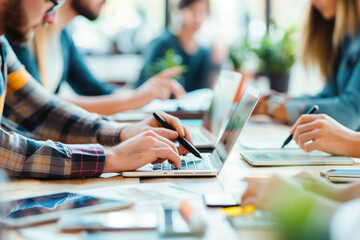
{"left": 281, "top": 105, "right": 319, "bottom": 148}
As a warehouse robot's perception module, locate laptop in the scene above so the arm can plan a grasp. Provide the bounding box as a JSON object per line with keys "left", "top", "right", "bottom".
{"left": 122, "top": 86, "right": 261, "bottom": 177}
{"left": 241, "top": 149, "right": 354, "bottom": 166}
{"left": 187, "top": 70, "right": 242, "bottom": 149}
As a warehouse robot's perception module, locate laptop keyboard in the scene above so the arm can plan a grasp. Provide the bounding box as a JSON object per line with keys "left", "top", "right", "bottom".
{"left": 152, "top": 154, "right": 211, "bottom": 171}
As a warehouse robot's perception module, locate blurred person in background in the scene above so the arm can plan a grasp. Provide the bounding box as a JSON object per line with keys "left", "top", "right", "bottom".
{"left": 137, "top": 0, "right": 226, "bottom": 92}
{"left": 8, "top": 0, "right": 186, "bottom": 115}
{"left": 242, "top": 172, "right": 360, "bottom": 240}
{"left": 253, "top": 0, "right": 360, "bottom": 131}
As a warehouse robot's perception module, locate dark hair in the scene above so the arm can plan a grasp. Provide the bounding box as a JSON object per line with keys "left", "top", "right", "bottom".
{"left": 179, "top": 0, "right": 209, "bottom": 9}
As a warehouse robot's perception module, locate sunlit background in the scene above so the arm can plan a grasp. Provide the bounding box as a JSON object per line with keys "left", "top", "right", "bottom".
{"left": 63, "top": 0, "right": 323, "bottom": 98}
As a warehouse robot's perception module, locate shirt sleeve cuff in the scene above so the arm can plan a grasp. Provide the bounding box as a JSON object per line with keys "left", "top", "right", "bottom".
{"left": 286, "top": 99, "right": 310, "bottom": 124}
{"left": 69, "top": 144, "right": 106, "bottom": 178}
{"left": 96, "top": 122, "right": 127, "bottom": 146}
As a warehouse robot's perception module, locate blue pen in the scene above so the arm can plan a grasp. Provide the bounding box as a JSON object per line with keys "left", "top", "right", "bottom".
{"left": 281, "top": 105, "right": 319, "bottom": 149}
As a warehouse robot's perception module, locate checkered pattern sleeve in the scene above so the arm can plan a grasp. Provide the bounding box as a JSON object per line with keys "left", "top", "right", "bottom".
{"left": 0, "top": 37, "right": 123, "bottom": 178}
{"left": 2, "top": 37, "right": 126, "bottom": 146}
{"left": 0, "top": 129, "right": 105, "bottom": 178}
{"left": 3, "top": 70, "right": 126, "bottom": 146}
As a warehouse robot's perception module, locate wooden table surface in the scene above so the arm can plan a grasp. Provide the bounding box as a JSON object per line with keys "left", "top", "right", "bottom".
{"left": 2, "top": 119, "right": 359, "bottom": 240}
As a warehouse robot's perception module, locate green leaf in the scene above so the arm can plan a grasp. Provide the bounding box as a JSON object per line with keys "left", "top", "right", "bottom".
{"left": 252, "top": 22, "right": 297, "bottom": 74}
{"left": 144, "top": 49, "right": 188, "bottom": 80}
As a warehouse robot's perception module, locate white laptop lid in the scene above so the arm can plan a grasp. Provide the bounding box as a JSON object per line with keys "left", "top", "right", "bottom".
{"left": 202, "top": 70, "right": 242, "bottom": 139}
{"left": 210, "top": 86, "right": 261, "bottom": 173}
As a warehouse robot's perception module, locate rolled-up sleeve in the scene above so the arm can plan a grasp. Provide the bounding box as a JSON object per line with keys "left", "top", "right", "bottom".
{"left": 0, "top": 129, "right": 105, "bottom": 179}
{"left": 3, "top": 68, "right": 125, "bottom": 146}
{"left": 286, "top": 58, "right": 360, "bottom": 130}
{"left": 0, "top": 36, "right": 119, "bottom": 179}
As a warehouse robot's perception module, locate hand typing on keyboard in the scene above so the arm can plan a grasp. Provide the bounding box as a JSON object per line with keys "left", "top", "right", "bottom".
{"left": 153, "top": 155, "right": 210, "bottom": 171}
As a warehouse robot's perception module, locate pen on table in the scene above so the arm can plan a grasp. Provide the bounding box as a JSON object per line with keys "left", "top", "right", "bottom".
{"left": 179, "top": 200, "right": 207, "bottom": 236}
{"left": 281, "top": 105, "right": 319, "bottom": 149}
{"left": 153, "top": 112, "right": 202, "bottom": 159}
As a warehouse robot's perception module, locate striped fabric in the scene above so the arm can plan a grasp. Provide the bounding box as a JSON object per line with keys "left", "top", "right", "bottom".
{"left": 0, "top": 36, "right": 125, "bottom": 179}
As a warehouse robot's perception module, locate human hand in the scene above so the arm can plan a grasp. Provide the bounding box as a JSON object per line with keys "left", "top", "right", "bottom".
{"left": 292, "top": 171, "right": 321, "bottom": 183}
{"left": 252, "top": 95, "right": 270, "bottom": 115}
{"left": 241, "top": 175, "right": 340, "bottom": 240}
{"left": 137, "top": 66, "right": 186, "bottom": 101}
{"left": 290, "top": 114, "right": 360, "bottom": 157}
{"left": 292, "top": 171, "right": 344, "bottom": 201}
{"left": 120, "top": 111, "right": 192, "bottom": 155}
{"left": 241, "top": 175, "right": 304, "bottom": 210}
{"left": 104, "top": 130, "right": 181, "bottom": 172}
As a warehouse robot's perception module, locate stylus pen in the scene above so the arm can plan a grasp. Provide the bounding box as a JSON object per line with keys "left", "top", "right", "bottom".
{"left": 281, "top": 105, "right": 319, "bottom": 149}
{"left": 153, "top": 112, "right": 202, "bottom": 159}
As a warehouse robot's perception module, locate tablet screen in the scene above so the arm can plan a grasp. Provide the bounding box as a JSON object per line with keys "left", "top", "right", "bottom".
{"left": 2, "top": 192, "right": 117, "bottom": 219}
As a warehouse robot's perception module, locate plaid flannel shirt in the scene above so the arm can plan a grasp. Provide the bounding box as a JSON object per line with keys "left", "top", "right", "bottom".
{"left": 0, "top": 36, "right": 125, "bottom": 179}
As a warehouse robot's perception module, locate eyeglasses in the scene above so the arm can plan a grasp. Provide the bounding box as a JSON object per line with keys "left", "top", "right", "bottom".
{"left": 46, "top": 0, "right": 65, "bottom": 15}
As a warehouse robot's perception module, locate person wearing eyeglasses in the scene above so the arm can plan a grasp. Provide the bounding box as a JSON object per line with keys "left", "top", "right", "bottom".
{"left": 7, "top": 0, "right": 186, "bottom": 116}
{"left": 0, "top": 0, "right": 192, "bottom": 179}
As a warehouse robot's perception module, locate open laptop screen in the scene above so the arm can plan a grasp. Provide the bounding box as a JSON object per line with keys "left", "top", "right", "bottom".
{"left": 202, "top": 70, "right": 242, "bottom": 138}
{"left": 212, "top": 86, "right": 261, "bottom": 170}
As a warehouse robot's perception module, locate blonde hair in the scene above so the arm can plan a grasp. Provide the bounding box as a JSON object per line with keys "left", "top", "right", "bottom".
{"left": 31, "top": 14, "right": 64, "bottom": 90}
{"left": 302, "top": 0, "right": 360, "bottom": 80}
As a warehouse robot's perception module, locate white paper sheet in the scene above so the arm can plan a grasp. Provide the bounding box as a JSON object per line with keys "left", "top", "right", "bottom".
{"left": 78, "top": 183, "right": 200, "bottom": 206}
{"left": 141, "top": 88, "right": 213, "bottom": 112}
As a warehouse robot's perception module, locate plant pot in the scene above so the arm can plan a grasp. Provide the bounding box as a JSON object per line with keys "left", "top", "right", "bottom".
{"left": 267, "top": 73, "right": 290, "bottom": 93}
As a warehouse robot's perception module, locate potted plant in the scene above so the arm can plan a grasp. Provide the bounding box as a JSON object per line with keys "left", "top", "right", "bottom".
{"left": 253, "top": 25, "right": 296, "bottom": 92}
{"left": 229, "top": 38, "right": 251, "bottom": 71}
{"left": 144, "top": 49, "right": 187, "bottom": 81}
{"left": 229, "top": 37, "right": 252, "bottom": 102}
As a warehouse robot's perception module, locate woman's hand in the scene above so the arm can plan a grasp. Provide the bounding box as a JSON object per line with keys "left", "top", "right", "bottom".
{"left": 290, "top": 114, "right": 360, "bottom": 157}
{"left": 136, "top": 67, "right": 186, "bottom": 102}
{"left": 292, "top": 171, "right": 345, "bottom": 201}
{"left": 252, "top": 95, "right": 270, "bottom": 115}
{"left": 241, "top": 175, "right": 304, "bottom": 210}
{"left": 252, "top": 93, "right": 290, "bottom": 123}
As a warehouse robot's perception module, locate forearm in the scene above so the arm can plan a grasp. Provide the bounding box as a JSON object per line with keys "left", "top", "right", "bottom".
{"left": 344, "top": 132, "right": 360, "bottom": 158}
{"left": 0, "top": 129, "right": 105, "bottom": 179}
{"left": 339, "top": 182, "right": 360, "bottom": 202}
{"left": 299, "top": 173, "right": 360, "bottom": 203}
{"left": 286, "top": 96, "right": 360, "bottom": 129}
{"left": 4, "top": 78, "right": 125, "bottom": 146}
{"left": 272, "top": 104, "right": 290, "bottom": 123}
{"left": 62, "top": 89, "right": 154, "bottom": 115}
{"left": 300, "top": 178, "right": 344, "bottom": 202}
